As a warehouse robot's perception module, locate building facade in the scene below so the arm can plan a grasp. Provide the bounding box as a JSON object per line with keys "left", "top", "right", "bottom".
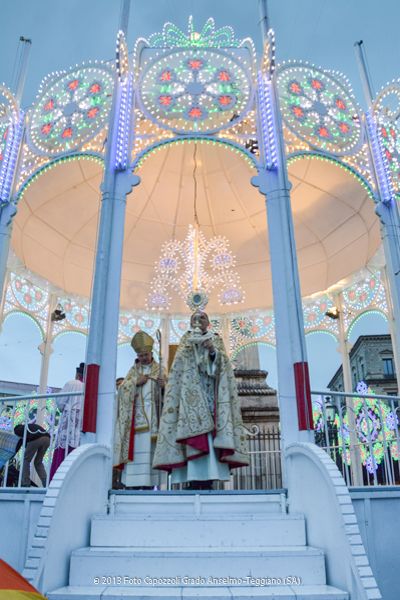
{"left": 328, "top": 334, "right": 397, "bottom": 395}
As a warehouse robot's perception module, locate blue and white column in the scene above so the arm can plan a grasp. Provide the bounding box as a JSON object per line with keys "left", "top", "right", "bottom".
{"left": 355, "top": 41, "right": 400, "bottom": 372}
{"left": 83, "top": 10, "right": 139, "bottom": 452}
{"left": 0, "top": 38, "right": 31, "bottom": 302}
{"left": 253, "top": 11, "right": 313, "bottom": 450}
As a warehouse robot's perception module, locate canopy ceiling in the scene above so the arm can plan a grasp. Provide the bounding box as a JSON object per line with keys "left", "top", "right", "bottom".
{"left": 11, "top": 143, "right": 381, "bottom": 313}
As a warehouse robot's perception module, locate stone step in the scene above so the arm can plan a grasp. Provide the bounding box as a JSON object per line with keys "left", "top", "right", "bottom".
{"left": 109, "top": 491, "right": 286, "bottom": 517}
{"left": 48, "top": 583, "right": 349, "bottom": 600}
{"left": 90, "top": 513, "right": 306, "bottom": 548}
{"left": 69, "top": 546, "right": 326, "bottom": 587}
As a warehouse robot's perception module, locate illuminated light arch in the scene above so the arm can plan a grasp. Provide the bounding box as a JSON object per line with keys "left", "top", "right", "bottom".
{"left": 52, "top": 329, "right": 87, "bottom": 342}
{"left": 347, "top": 308, "right": 389, "bottom": 340}
{"left": 3, "top": 310, "right": 45, "bottom": 340}
{"left": 287, "top": 151, "right": 376, "bottom": 202}
{"left": 15, "top": 151, "right": 104, "bottom": 200}
{"left": 231, "top": 340, "right": 276, "bottom": 360}
{"left": 305, "top": 329, "right": 338, "bottom": 342}
{"left": 131, "top": 135, "right": 258, "bottom": 172}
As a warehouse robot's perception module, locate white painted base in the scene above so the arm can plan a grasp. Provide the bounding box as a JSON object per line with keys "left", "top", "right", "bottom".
{"left": 49, "top": 584, "right": 348, "bottom": 599}
{"left": 47, "top": 492, "right": 349, "bottom": 600}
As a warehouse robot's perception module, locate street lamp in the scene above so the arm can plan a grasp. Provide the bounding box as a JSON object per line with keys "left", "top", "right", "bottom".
{"left": 325, "top": 397, "right": 340, "bottom": 468}
{"left": 325, "top": 397, "right": 336, "bottom": 422}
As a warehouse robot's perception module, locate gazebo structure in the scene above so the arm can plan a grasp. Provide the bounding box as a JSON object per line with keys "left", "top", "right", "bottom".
{"left": 1, "top": 4, "right": 399, "bottom": 451}
{"left": 2, "top": 2, "right": 399, "bottom": 598}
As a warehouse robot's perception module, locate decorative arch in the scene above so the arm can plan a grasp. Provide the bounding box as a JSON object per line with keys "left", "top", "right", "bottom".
{"left": 231, "top": 339, "right": 276, "bottom": 360}
{"left": 3, "top": 310, "right": 45, "bottom": 340}
{"left": 15, "top": 152, "right": 104, "bottom": 200}
{"left": 287, "top": 151, "right": 376, "bottom": 202}
{"left": 347, "top": 308, "right": 389, "bottom": 339}
{"left": 132, "top": 136, "right": 259, "bottom": 172}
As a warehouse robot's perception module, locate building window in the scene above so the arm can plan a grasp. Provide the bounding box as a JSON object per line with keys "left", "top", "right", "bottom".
{"left": 383, "top": 358, "right": 395, "bottom": 377}
{"left": 360, "top": 362, "right": 365, "bottom": 380}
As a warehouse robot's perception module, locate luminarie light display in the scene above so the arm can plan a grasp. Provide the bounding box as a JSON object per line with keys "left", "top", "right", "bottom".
{"left": 147, "top": 223, "right": 245, "bottom": 311}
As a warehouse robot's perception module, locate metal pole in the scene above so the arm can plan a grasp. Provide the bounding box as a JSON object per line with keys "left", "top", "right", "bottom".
{"left": 14, "top": 37, "right": 32, "bottom": 104}
{"left": 258, "top": 0, "right": 270, "bottom": 40}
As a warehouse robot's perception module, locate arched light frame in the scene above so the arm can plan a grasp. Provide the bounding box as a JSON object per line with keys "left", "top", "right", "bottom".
{"left": 286, "top": 150, "right": 377, "bottom": 203}
{"left": 14, "top": 151, "right": 104, "bottom": 201}
{"left": 131, "top": 135, "right": 259, "bottom": 172}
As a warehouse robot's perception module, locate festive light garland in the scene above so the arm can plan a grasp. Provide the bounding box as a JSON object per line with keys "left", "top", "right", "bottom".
{"left": 133, "top": 136, "right": 257, "bottom": 171}
{"left": 0, "top": 267, "right": 392, "bottom": 355}
{"left": 16, "top": 153, "right": 103, "bottom": 201}
{"left": 287, "top": 151, "right": 376, "bottom": 200}
{"left": 257, "top": 70, "right": 278, "bottom": 169}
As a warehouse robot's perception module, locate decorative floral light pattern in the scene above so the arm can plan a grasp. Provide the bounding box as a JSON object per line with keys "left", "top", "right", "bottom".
{"left": 27, "top": 65, "right": 114, "bottom": 156}
{"left": 230, "top": 313, "right": 275, "bottom": 350}
{"left": 303, "top": 296, "right": 336, "bottom": 329}
{"left": 140, "top": 48, "right": 252, "bottom": 134}
{"left": 147, "top": 224, "right": 244, "bottom": 311}
{"left": 277, "top": 63, "right": 362, "bottom": 156}
{"left": 118, "top": 314, "right": 161, "bottom": 344}
{"left": 148, "top": 16, "right": 242, "bottom": 49}
{"left": 170, "top": 317, "right": 191, "bottom": 344}
{"left": 373, "top": 82, "right": 400, "bottom": 198}
{"left": 9, "top": 274, "right": 49, "bottom": 315}
{"left": 314, "top": 382, "right": 399, "bottom": 476}
{"left": 376, "top": 119, "right": 400, "bottom": 198}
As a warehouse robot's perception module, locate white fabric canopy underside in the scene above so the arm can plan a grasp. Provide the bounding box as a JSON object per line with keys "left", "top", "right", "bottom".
{"left": 11, "top": 143, "right": 381, "bottom": 313}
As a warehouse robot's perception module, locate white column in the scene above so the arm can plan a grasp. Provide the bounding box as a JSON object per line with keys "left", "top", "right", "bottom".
{"left": 355, "top": 42, "right": 400, "bottom": 379}
{"left": 254, "top": 10, "right": 313, "bottom": 453}
{"left": 0, "top": 38, "right": 31, "bottom": 299}
{"left": 0, "top": 268, "right": 10, "bottom": 332}
{"left": 160, "top": 315, "right": 170, "bottom": 372}
{"left": 335, "top": 293, "right": 363, "bottom": 486}
{"left": 36, "top": 294, "right": 57, "bottom": 426}
{"left": 220, "top": 314, "right": 231, "bottom": 356}
{"left": 83, "top": 6, "right": 137, "bottom": 457}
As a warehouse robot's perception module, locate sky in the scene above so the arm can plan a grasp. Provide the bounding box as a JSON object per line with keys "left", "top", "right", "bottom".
{"left": 1, "top": 0, "right": 399, "bottom": 110}
{"left": 0, "top": 0, "right": 397, "bottom": 391}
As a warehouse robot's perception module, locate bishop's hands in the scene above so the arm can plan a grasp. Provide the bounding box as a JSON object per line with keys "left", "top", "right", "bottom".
{"left": 136, "top": 374, "right": 149, "bottom": 387}
{"left": 157, "top": 377, "right": 166, "bottom": 389}
{"left": 202, "top": 338, "right": 216, "bottom": 355}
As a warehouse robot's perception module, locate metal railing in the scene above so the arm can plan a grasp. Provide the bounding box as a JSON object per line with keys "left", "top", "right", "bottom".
{"left": 312, "top": 389, "right": 400, "bottom": 487}
{"left": 0, "top": 391, "right": 83, "bottom": 488}
{"left": 231, "top": 425, "right": 282, "bottom": 490}
{"left": 3, "top": 387, "right": 399, "bottom": 491}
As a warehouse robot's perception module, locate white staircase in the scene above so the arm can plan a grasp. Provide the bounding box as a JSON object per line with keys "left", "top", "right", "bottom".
{"left": 48, "top": 491, "right": 348, "bottom": 599}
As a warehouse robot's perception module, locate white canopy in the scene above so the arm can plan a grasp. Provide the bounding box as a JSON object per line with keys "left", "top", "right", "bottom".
{"left": 11, "top": 142, "right": 380, "bottom": 313}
